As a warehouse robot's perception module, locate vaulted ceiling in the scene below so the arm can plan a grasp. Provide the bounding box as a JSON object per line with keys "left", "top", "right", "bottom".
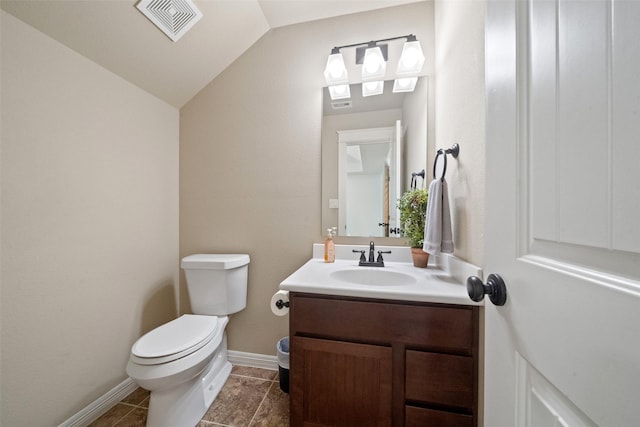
{"left": 1, "top": 0, "right": 424, "bottom": 107}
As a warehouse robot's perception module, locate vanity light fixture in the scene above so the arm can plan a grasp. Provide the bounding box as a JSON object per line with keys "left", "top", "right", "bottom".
{"left": 328, "top": 84, "right": 351, "bottom": 100}
{"left": 324, "top": 34, "right": 425, "bottom": 100}
{"left": 396, "top": 36, "right": 425, "bottom": 75}
{"left": 362, "top": 81, "right": 384, "bottom": 97}
{"left": 393, "top": 77, "right": 418, "bottom": 93}
{"left": 361, "top": 44, "right": 387, "bottom": 81}
{"left": 324, "top": 50, "right": 349, "bottom": 85}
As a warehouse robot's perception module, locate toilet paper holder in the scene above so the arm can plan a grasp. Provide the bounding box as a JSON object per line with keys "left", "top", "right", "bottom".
{"left": 275, "top": 299, "right": 289, "bottom": 310}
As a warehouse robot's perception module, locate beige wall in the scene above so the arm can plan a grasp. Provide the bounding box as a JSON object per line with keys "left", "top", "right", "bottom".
{"left": 0, "top": 11, "right": 179, "bottom": 425}
{"left": 434, "top": 2, "right": 486, "bottom": 424}
{"left": 180, "top": 2, "right": 435, "bottom": 355}
{"left": 434, "top": 0, "right": 486, "bottom": 267}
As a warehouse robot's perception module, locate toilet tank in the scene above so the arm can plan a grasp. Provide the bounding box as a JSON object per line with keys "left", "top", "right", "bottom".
{"left": 181, "top": 254, "right": 250, "bottom": 315}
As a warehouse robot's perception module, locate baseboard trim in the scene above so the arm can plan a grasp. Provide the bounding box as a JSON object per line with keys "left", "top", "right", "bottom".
{"left": 228, "top": 350, "right": 279, "bottom": 371}
{"left": 59, "top": 352, "right": 277, "bottom": 427}
{"left": 58, "top": 377, "right": 138, "bottom": 427}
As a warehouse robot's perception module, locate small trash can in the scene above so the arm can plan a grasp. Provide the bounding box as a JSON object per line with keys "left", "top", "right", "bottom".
{"left": 276, "top": 337, "right": 290, "bottom": 393}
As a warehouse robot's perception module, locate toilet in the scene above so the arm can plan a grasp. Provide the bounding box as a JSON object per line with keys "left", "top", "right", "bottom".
{"left": 126, "top": 254, "right": 250, "bottom": 427}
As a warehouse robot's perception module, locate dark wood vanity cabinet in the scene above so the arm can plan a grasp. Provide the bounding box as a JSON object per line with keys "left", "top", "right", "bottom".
{"left": 289, "top": 293, "right": 479, "bottom": 427}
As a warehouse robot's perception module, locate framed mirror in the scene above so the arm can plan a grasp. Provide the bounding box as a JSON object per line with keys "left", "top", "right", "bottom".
{"left": 321, "top": 78, "right": 428, "bottom": 237}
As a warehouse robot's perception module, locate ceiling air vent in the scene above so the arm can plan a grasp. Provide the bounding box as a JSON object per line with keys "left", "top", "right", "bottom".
{"left": 136, "top": 0, "right": 203, "bottom": 42}
{"left": 331, "top": 101, "right": 353, "bottom": 110}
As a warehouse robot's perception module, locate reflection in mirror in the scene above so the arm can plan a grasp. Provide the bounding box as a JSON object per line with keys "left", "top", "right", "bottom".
{"left": 337, "top": 125, "right": 400, "bottom": 237}
{"left": 321, "top": 79, "right": 428, "bottom": 237}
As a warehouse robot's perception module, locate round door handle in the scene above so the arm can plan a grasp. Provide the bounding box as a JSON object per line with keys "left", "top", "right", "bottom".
{"left": 467, "top": 274, "right": 507, "bottom": 306}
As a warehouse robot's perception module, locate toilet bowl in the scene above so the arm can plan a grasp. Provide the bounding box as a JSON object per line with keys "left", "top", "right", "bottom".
{"left": 126, "top": 254, "right": 249, "bottom": 427}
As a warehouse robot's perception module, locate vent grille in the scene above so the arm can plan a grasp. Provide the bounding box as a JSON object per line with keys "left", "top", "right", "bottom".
{"left": 136, "top": 0, "right": 202, "bottom": 42}
{"left": 331, "top": 101, "right": 353, "bottom": 110}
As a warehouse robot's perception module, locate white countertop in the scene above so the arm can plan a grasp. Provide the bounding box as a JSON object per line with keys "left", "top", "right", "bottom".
{"left": 279, "top": 244, "right": 484, "bottom": 306}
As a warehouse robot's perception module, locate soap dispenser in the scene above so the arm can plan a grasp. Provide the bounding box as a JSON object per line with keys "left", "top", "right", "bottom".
{"left": 324, "top": 228, "right": 335, "bottom": 263}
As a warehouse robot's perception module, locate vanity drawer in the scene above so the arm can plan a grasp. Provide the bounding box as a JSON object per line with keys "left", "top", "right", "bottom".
{"left": 405, "top": 406, "right": 473, "bottom": 427}
{"left": 405, "top": 350, "right": 474, "bottom": 409}
{"left": 291, "top": 294, "right": 474, "bottom": 353}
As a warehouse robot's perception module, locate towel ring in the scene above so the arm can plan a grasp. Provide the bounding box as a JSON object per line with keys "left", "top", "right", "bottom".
{"left": 433, "top": 144, "right": 460, "bottom": 181}
{"left": 433, "top": 150, "right": 447, "bottom": 181}
{"left": 411, "top": 169, "right": 425, "bottom": 189}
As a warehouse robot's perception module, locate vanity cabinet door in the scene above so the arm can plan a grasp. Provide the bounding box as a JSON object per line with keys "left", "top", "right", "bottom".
{"left": 405, "top": 350, "right": 474, "bottom": 410}
{"left": 290, "top": 336, "right": 393, "bottom": 427}
{"left": 405, "top": 406, "right": 473, "bottom": 427}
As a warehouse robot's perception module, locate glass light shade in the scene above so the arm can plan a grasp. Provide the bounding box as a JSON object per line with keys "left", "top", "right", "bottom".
{"left": 393, "top": 77, "right": 418, "bottom": 93}
{"left": 362, "top": 47, "right": 387, "bottom": 81}
{"left": 396, "top": 41, "right": 425, "bottom": 75}
{"left": 328, "top": 84, "right": 351, "bottom": 100}
{"left": 362, "top": 81, "right": 384, "bottom": 97}
{"left": 324, "top": 53, "right": 348, "bottom": 85}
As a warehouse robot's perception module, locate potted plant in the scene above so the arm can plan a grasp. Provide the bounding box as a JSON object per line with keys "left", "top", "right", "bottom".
{"left": 398, "top": 188, "right": 430, "bottom": 267}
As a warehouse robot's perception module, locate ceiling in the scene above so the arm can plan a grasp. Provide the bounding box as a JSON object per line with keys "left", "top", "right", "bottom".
{"left": 1, "top": 0, "right": 424, "bottom": 108}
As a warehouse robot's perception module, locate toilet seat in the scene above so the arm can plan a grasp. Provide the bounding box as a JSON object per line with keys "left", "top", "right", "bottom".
{"left": 131, "top": 314, "right": 221, "bottom": 365}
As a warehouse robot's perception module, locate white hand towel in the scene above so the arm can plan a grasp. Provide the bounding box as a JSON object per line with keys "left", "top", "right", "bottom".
{"left": 440, "top": 179, "right": 454, "bottom": 253}
{"left": 423, "top": 178, "right": 454, "bottom": 255}
{"left": 423, "top": 179, "right": 442, "bottom": 254}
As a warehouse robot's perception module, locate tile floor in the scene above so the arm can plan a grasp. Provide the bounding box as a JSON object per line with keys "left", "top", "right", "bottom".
{"left": 89, "top": 366, "right": 289, "bottom": 427}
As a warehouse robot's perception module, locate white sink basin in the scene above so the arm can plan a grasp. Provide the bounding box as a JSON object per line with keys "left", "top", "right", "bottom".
{"left": 330, "top": 268, "right": 418, "bottom": 286}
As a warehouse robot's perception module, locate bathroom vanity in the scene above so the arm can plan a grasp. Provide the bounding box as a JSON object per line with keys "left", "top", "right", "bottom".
{"left": 280, "top": 244, "right": 483, "bottom": 427}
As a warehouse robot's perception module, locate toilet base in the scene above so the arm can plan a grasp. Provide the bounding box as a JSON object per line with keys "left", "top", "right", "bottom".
{"left": 146, "top": 334, "right": 231, "bottom": 427}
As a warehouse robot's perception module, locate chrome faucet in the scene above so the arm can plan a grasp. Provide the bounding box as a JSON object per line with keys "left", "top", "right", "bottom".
{"left": 352, "top": 241, "right": 391, "bottom": 267}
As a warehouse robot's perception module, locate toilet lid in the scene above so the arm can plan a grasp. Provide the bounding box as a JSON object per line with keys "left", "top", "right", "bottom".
{"left": 131, "top": 314, "right": 220, "bottom": 365}
{"left": 181, "top": 254, "right": 250, "bottom": 270}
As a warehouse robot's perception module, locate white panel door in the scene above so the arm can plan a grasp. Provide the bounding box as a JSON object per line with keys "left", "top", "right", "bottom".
{"left": 484, "top": 0, "right": 640, "bottom": 426}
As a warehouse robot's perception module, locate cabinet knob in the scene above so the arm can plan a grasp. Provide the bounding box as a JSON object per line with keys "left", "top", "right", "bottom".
{"left": 466, "top": 274, "right": 507, "bottom": 306}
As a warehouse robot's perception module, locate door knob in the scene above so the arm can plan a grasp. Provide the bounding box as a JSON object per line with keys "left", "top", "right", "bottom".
{"left": 467, "top": 274, "right": 507, "bottom": 306}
